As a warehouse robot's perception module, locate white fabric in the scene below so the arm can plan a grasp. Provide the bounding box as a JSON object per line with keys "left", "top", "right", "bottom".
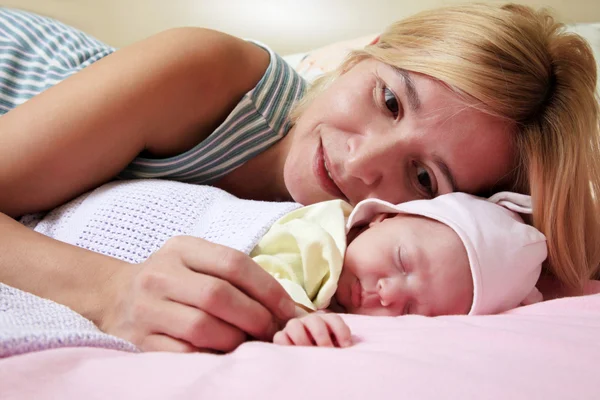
{"left": 34, "top": 180, "right": 301, "bottom": 262}
{"left": 346, "top": 192, "right": 547, "bottom": 315}
{"left": 487, "top": 191, "right": 533, "bottom": 214}
{"left": 0, "top": 283, "right": 137, "bottom": 358}
{"left": 0, "top": 181, "right": 301, "bottom": 358}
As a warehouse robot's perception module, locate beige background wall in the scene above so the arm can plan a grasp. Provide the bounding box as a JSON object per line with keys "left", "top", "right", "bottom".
{"left": 2, "top": 0, "right": 599, "bottom": 54}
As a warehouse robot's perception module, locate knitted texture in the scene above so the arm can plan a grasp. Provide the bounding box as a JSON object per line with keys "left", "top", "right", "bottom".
{"left": 0, "top": 284, "right": 137, "bottom": 358}
{"left": 2, "top": 180, "right": 300, "bottom": 358}
{"left": 36, "top": 180, "right": 300, "bottom": 261}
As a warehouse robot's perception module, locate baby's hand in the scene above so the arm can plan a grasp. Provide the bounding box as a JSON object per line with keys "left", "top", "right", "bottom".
{"left": 273, "top": 313, "right": 352, "bottom": 348}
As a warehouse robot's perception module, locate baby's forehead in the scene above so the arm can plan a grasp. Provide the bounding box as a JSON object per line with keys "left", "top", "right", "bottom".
{"left": 388, "top": 212, "right": 453, "bottom": 231}
{"left": 386, "top": 212, "right": 473, "bottom": 303}
{"left": 385, "top": 212, "right": 467, "bottom": 250}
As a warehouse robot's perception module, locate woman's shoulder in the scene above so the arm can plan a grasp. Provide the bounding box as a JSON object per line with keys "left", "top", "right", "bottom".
{"left": 120, "top": 38, "right": 307, "bottom": 185}
{"left": 236, "top": 39, "right": 308, "bottom": 135}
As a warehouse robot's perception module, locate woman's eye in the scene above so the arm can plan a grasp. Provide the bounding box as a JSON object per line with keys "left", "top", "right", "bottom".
{"left": 416, "top": 165, "right": 434, "bottom": 197}
{"left": 383, "top": 87, "right": 400, "bottom": 118}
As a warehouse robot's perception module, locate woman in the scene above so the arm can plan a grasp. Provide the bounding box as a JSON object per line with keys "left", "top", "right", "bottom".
{"left": 0, "top": 4, "right": 598, "bottom": 353}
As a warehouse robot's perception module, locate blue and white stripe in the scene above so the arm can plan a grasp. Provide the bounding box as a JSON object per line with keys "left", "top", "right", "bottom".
{"left": 0, "top": 8, "right": 307, "bottom": 185}
{"left": 120, "top": 41, "right": 307, "bottom": 184}
{"left": 0, "top": 8, "right": 114, "bottom": 114}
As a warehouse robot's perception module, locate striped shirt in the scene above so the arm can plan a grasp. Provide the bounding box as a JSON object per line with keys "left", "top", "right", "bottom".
{"left": 0, "top": 8, "right": 114, "bottom": 113}
{"left": 119, "top": 41, "right": 307, "bottom": 183}
{"left": 0, "top": 7, "right": 307, "bottom": 184}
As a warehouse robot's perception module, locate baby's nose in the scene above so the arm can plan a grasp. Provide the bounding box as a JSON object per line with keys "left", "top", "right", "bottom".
{"left": 377, "top": 279, "right": 393, "bottom": 307}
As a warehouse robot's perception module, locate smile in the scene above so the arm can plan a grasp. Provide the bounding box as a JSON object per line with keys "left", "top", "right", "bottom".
{"left": 324, "top": 158, "right": 333, "bottom": 181}
{"left": 314, "top": 139, "right": 347, "bottom": 199}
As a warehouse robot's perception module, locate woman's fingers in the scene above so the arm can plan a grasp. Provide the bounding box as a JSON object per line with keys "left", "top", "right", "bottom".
{"left": 149, "top": 298, "right": 247, "bottom": 352}
{"left": 102, "top": 235, "right": 296, "bottom": 353}
{"left": 109, "top": 268, "right": 249, "bottom": 352}
{"left": 163, "top": 266, "right": 278, "bottom": 342}
{"left": 168, "top": 236, "right": 297, "bottom": 322}
{"left": 141, "top": 334, "right": 197, "bottom": 353}
{"left": 163, "top": 236, "right": 295, "bottom": 321}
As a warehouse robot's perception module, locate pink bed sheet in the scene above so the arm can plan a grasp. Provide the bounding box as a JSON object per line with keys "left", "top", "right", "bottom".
{"left": 2, "top": 288, "right": 600, "bottom": 400}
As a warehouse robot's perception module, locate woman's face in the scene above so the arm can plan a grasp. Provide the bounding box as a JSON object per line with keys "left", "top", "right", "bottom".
{"left": 282, "top": 58, "right": 516, "bottom": 206}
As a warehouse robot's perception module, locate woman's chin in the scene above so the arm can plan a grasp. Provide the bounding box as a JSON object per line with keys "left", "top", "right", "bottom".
{"left": 285, "top": 180, "right": 326, "bottom": 206}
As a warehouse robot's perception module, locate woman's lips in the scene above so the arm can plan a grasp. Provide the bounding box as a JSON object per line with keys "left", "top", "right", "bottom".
{"left": 314, "top": 139, "right": 345, "bottom": 199}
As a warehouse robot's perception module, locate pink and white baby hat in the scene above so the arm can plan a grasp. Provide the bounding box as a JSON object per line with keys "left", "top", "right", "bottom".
{"left": 346, "top": 192, "right": 547, "bottom": 315}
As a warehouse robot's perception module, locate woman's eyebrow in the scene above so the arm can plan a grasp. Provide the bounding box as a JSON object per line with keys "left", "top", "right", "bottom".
{"left": 392, "top": 67, "right": 421, "bottom": 112}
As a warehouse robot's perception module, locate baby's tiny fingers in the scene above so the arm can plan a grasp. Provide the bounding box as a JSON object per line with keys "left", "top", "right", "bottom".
{"left": 273, "top": 330, "right": 292, "bottom": 346}
{"left": 303, "top": 315, "right": 334, "bottom": 347}
{"left": 284, "top": 318, "right": 313, "bottom": 346}
{"left": 323, "top": 314, "right": 352, "bottom": 347}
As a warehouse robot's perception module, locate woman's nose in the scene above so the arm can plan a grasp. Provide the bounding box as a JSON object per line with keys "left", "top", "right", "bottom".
{"left": 345, "top": 136, "right": 385, "bottom": 186}
{"left": 345, "top": 135, "right": 402, "bottom": 190}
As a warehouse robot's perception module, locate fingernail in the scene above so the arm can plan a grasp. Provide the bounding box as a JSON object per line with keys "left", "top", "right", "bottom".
{"left": 278, "top": 298, "right": 296, "bottom": 320}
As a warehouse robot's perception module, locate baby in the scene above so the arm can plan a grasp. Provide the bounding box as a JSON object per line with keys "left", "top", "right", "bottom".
{"left": 261, "top": 192, "right": 547, "bottom": 348}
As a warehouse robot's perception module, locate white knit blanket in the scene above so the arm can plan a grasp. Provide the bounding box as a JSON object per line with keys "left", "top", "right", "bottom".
{"left": 1, "top": 180, "right": 300, "bottom": 358}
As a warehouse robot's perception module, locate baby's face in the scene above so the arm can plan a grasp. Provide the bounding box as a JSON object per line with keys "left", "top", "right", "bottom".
{"left": 335, "top": 213, "right": 473, "bottom": 316}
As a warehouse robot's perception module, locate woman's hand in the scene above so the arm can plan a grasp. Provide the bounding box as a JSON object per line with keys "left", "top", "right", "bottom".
{"left": 100, "top": 236, "right": 297, "bottom": 353}
{"left": 273, "top": 313, "right": 352, "bottom": 348}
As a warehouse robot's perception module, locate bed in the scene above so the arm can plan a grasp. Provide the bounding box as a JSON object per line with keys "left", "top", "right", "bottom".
{"left": 1, "top": 2, "right": 600, "bottom": 399}
{"left": 2, "top": 286, "right": 600, "bottom": 399}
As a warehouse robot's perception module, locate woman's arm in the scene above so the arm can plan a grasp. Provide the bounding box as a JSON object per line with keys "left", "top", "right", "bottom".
{"left": 0, "top": 28, "right": 292, "bottom": 352}
{"left": 0, "top": 213, "right": 296, "bottom": 352}
{"left": 0, "top": 212, "right": 121, "bottom": 324}
{"left": 0, "top": 27, "right": 269, "bottom": 217}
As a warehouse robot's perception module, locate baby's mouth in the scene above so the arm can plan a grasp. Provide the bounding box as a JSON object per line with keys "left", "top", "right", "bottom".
{"left": 358, "top": 286, "right": 384, "bottom": 309}
{"left": 351, "top": 279, "right": 363, "bottom": 309}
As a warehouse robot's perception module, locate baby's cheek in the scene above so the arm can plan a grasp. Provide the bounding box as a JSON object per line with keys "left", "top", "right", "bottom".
{"left": 343, "top": 247, "right": 364, "bottom": 272}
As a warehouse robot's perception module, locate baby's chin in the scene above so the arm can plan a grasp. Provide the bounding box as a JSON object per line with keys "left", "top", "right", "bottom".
{"left": 329, "top": 294, "right": 348, "bottom": 313}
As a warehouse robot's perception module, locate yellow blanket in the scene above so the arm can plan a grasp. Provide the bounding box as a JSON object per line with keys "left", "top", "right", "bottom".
{"left": 251, "top": 200, "right": 352, "bottom": 310}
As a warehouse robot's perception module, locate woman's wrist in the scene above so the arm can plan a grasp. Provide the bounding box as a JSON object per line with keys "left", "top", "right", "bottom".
{"left": 0, "top": 212, "right": 130, "bottom": 325}
{"left": 72, "top": 249, "right": 133, "bottom": 327}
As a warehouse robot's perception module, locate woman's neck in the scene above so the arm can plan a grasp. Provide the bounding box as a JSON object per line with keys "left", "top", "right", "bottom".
{"left": 214, "top": 129, "right": 295, "bottom": 202}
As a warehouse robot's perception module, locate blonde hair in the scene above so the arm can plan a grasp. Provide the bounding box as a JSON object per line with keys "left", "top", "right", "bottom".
{"left": 292, "top": 3, "right": 600, "bottom": 291}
